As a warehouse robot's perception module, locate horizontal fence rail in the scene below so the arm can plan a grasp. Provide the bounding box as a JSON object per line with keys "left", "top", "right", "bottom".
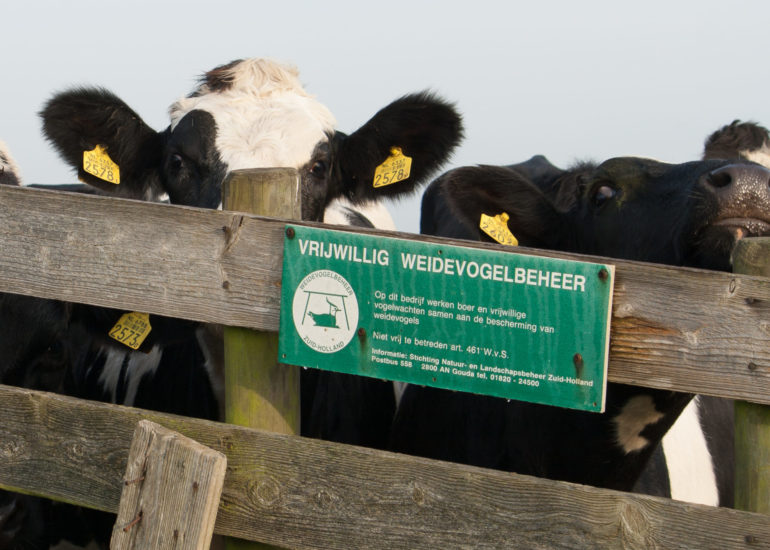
{"left": 0, "top": 185, "right": 769, "bottom": 403}
{"left": 0, "top": 384, "right": 767, "bottom": 550}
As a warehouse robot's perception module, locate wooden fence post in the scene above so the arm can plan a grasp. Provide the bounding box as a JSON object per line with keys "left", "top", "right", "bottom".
{"left": 110, "top": 420, "right": 227, "bottom": 549}
{"left": 732, "top": 237, "right": 770, "bottom": 514}
{"left": 222, "top": 168, "right": 302, "bottom": 549}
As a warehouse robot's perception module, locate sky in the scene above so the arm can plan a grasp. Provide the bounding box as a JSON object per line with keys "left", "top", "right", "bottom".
{"left": 3, "top": 1, "right": 770, "bottom": 233}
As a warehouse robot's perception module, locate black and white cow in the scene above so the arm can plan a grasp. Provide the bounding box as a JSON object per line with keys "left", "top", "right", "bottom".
{"left": 392, "top": 148, "right": 770, "bottom": 502}
{"left": 0, "top": 59, "right": 462, "bottom": 548}
{"left": 40, "top": 58, "right": 462, "bottom": 447}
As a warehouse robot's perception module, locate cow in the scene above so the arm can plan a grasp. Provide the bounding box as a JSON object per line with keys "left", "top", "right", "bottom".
{"left": 0, "top": 59, "right": 462, "bottom": 548}
{"left": 649, "top": 119, "right": 770, "bottom": 507}
{"left": 391, "top": 146, "right": 770, "bottom": 503}
{"left": 639, "top": 119, "right": 770, "bottom": 507}
{"left": 625, "top": 121, "right": 770, "bottom": 505}
{"left": 40, "top": 58, "right": 462, "bottom": 446}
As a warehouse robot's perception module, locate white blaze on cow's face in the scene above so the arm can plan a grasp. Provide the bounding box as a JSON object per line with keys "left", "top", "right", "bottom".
{"left": 741, "top": 144, "right": 770, "bottom": 169}
{"left": 167, "top": 58, "right": 336, "bottom": 208}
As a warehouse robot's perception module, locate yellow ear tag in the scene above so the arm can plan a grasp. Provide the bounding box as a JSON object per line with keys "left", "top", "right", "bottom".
{"left": 480, "top": 212, "right": 519, "bottom": 246}
{"left": 108, "top": 312, "right": 151, "bottom": 350}
{"left": 373, "top": 147, "right": 412, "bottom": 188}
{"left": 83, "top": 145, "right": 120, "bottom": 184}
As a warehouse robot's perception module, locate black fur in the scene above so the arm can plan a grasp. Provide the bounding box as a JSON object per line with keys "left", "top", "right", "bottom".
{"left": 300, "top": 92, "right": 463, "bottom": 221}
{"left": 395, "top": 154, "right": 770, "bottom": 497}
{"left": 192, "top": 59, "right": 244, "bottom": 95}
{"left": 40, "top": 88, "right": 166, "bottom": 200}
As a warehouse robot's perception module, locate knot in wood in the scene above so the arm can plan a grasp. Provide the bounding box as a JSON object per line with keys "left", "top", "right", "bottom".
{"left": 0, "top": 439, "right": 24, "bottom": 459}
{"left": 248, "top": 478, "right": 282, "bottom": 508}
{"left": 65, "top": 441, "right": 86, "bottom": 461}
{"left": 618, "top": 503, "right": 650, "bottom": 546}
{"left": 314, "top": 489, "right": 335, "bottom": 509}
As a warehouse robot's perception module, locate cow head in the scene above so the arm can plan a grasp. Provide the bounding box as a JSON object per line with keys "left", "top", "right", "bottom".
{"left": 434, "top": 157, "right": 770, "bottom": 271}
{"left": 41, "top": 58, "right": 462, "bottom": 222}
{"left": 41, "top": 59, "right": 335, "bottom": 207}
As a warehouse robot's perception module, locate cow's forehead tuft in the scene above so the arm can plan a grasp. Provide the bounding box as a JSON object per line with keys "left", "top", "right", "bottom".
{"left": 186, "top": 58, "right": 302, "bottom": 99}
{"left": 168, "top": 58, "right": 328, "bottom": 127}
{"left": 168, "top": 58, "right": 336, "bottom": 171}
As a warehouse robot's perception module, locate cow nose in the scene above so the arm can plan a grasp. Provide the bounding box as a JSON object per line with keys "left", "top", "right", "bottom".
{"left": 706, "top": 163, "right": 770, "bottom": 190}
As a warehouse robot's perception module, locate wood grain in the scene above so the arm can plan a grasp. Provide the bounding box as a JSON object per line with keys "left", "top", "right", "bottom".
{"left": 0, "top": 384, "right": 767, "bottom": 550}
{"left": 110, "top": 420, "right": 226, "bottom": 549}
{"left": 222, "top": 168, "right": 301, "bottom": 550}
{"left": 222, "top": 169, "right": 301, "bottom": 434}
{"left": 0, "top": 184, "right": 769, "bottom": 403}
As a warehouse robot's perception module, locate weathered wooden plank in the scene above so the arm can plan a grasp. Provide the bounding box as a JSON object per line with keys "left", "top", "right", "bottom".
{"left": 1, "top": 184, "right": 769, "bottom": 403}
{"left": 0, "top": 384, "right": 766, "bottom": 550}
{"left": 733, "top": 237, "right": 770, "bottom": 514}
{"left": 111, "top": 420, "right": 226, "bottom": 549}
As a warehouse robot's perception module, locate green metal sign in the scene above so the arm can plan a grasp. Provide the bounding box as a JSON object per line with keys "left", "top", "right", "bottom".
{"left": 278, "top": 225, "right": 614, "bottom": 412}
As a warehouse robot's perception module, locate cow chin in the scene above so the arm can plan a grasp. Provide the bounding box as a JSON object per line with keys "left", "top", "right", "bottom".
{"left": 689, "top": 224, "right": 746, "bottom": 271}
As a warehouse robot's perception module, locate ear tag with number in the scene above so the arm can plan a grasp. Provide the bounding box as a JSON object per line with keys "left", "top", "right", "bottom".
{"left": 108, "top": 312, "right": 151, "bottom": 350}
{"left": 373, "top": 147, "right": 412, "bottom": 188}
{"left": 480, "top": 212, "right": 519, "bottom": 246}
{"left": 83, "top": 145, "right": 120, "bottom": 185}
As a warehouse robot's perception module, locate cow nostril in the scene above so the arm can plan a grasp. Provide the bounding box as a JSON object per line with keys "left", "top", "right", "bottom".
{"left": 707, "top": 163, "right": 770, "bottom": 191}
{"left": 707, "top": 169, "right": 733, "bottom": 189}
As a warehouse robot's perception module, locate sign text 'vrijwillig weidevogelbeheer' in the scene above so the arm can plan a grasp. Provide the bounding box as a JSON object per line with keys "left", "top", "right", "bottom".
{"left": 278, "top": 225, "right": 614, "bottom": 412}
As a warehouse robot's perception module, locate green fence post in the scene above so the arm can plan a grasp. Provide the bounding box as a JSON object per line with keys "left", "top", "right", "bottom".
{"left": 222, "top": 168, "right": 301, "bottom": 549}
{"left": 732, "top": 236, "right": 770, "bottom": 514}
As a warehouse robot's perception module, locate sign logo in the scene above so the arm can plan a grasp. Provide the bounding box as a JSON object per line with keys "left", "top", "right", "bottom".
{"left": 292, "top": 270, "right": 359, "bottom": 353}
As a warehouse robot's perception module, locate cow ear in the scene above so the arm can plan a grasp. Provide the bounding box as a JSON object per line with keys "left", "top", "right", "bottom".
{"left": 438, "top": 165, "right": 566, "bottom": 248}
{"left": 40, "top": 87, "right": 165, "bottom": 200}
{"left": 337, "top": 91, "right": 463, "bottom": 202}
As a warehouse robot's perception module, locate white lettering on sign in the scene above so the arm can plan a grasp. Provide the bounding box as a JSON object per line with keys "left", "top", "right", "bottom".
{"left": 400, "top": 253, "right": 587, "bottom": 292}
{"left": 298, "top": 239, "right": 390, "bottom": 266}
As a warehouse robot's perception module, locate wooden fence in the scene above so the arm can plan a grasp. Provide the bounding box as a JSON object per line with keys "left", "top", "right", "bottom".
{"left": 0, "top": 180, "right": 769, "bottom": 548}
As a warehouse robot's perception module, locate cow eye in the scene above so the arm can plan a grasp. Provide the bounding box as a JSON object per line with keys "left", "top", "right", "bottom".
{"left": 169, "top": 153, "right": 184, "bottom": 172}
{"left": 592, "top": 185, "right": 618, "bottom": 208}
{"left": 46, "top": 340, "right": 65, "bottom": 360}
{"left": 310, "top": 160, "right": 327, "bottom": 178}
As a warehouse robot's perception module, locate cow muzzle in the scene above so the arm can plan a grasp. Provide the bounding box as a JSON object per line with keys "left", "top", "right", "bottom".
{"left": 704, "top": 163, "right": 770, "bottom": 239}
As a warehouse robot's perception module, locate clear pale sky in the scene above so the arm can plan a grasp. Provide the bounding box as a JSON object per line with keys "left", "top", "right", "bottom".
{"left": 3, "top": 1, "right": 769, "bottom": 233}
